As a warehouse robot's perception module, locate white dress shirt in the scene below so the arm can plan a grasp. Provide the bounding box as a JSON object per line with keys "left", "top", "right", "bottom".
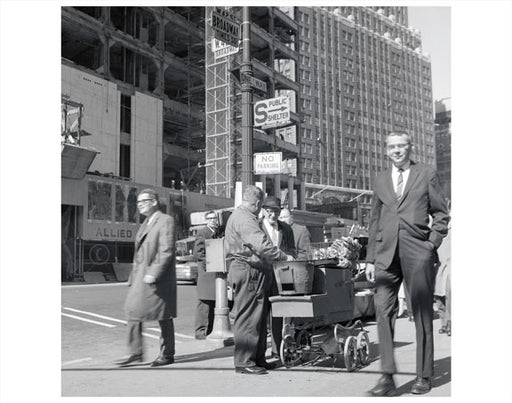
{"left": 262, "top": 218, "right": 280, "bottom": 247}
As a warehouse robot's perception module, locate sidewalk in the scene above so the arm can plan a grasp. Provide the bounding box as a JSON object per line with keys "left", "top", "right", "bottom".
{"left": 61, "top": 314, "right": 451, "bottom": 397}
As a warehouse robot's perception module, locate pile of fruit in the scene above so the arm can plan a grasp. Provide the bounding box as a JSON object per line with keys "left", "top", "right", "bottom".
{"left": 311, "top": 236, "right": 362, "bottom": 269}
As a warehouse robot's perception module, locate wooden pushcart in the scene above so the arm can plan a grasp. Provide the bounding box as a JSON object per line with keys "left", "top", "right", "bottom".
{"left": 270, "top": 260, "right": 371, "bottom": 371}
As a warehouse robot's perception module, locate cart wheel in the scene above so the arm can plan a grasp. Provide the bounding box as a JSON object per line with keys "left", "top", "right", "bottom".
{"left": 356, "top": 331, "right": 371, "bottom": 366}
{"left": 343, "top": 336, "right": 358, "bottom": 372}
{"left": 280, "top": 335, "right": 301, "bottom": 368}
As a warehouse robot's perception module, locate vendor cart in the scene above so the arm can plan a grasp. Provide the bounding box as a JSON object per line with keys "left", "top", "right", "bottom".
{"left": 270, "top": 259, "right": 371, "bottom": 371}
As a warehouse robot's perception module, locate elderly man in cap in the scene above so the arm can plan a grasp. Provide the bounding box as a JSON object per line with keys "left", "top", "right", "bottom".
{"left": 260, "top": 196, "right": 297, "bottom": 359}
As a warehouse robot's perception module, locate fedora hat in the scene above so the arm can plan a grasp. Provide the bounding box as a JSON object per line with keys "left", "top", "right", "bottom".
{"left": 262, "top": 196, "right": 281, "bottom": 209}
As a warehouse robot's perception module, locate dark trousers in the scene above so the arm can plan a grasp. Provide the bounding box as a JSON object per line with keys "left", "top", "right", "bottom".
{"left": 230, "top": 261, "right": 271, "bottom": 368}
{"left": 374, "top": 230, "right": 436, "bottom": 378}
{"left": 127, "top": 319, "right": 175, "bottom": 358}
{"left": 195, "top": 299, "right": 215, "bottom": 337}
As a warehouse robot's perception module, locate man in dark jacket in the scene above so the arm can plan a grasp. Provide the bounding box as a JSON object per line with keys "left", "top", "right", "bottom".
{"left": 193, "top": 211, "right": 220, "bottom": 339}
{"left": 260, "top": 197, "right": 297, "bottom": 359}
{"left": 114, "top": 189, "right": 177, "bottom": 367}
{"left": 225, "top": 186, "right": 294, "bottom": 375}
{"left": 365, "top": 132, "right": 449, "bottom": 396}
{"left": 279, "top": 208, "right": 312, "bottom": 260}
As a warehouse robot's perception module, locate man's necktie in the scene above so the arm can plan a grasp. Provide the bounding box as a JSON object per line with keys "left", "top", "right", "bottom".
{"left": 396, "top": 169, "right": 404, "bottom": 199}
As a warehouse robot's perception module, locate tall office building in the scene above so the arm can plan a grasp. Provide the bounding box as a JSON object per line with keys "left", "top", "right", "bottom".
{"left": 296, "top": 6, "right": 436, "bottom": 220}
{"left": 435, "top": 98, "right": 451, "bottom": 202}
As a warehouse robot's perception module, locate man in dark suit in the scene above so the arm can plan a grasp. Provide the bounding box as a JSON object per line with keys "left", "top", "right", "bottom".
{"left": 225, "top": 186, "right": 294, "bottom": 375}
{"left": 260, "top": 197, "right": 297, "bottom": 359}
{"left": 114, "top": 189, "right": 177, "bottom": 368}
{"left": 366, "top": 132, "right": 450, "bottom": 396}
{"left": 279, "top": 208, "right": 312, "bottom": 260}
{"left": 193, "top": 210, "right": 220, "bottom": 339}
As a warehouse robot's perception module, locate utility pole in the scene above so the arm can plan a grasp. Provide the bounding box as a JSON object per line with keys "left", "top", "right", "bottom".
{"left": 240, "top": 6, "right": 253, "bottom": 190}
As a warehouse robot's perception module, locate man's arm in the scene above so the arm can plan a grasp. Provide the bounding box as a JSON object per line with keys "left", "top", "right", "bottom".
{"left": 427, "top": 169, "right": 450, "bottom": 248}
{"left": 242, "top": 215, "right": 289, "bottom": 262}
{"left": 366, "top": 188, "right": 382, "bottom": 264}
{"left": 147, "top": 216, "right": 176, "bottom": 281}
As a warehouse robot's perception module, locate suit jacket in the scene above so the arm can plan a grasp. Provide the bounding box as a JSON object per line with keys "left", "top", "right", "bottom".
{"left": 193, "top": 225, "right": 218, "bottom": 300}
{"left": 124, "top": 210, "right": 177, "bottom": 321}
{"left": 367, "top": 162, "right": 450, "bottom": 271}
{"left": 261, "top": 219, "right": 297, "bottom": 259}
{"left": 291, "top": 223, "right": 311, "bottom": 260}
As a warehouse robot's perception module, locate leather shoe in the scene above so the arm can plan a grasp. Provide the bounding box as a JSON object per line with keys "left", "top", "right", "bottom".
{"left": 256, "top": 361, "right": 279, "bottom": 370}
{"left": 235, "top": 366, "right": 268, "bottom": 375}
{"left": 113, "top": 354, "right": 143, "bottom": 366}
{"left": 411, "top": 377, "right": 431, "bottom": 394}
{"left": 150, "top": 355, "right": 174, "bottom": 367}
{"left": 367, "top": 374, "right": 396, "bottom": 397}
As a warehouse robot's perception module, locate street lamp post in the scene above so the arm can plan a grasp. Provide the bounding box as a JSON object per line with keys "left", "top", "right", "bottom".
{"left": 240, "top": 6, "right": 253, "bottom": 191}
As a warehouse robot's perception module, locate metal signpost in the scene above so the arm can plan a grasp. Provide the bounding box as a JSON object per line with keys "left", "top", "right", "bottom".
{"left": 254, "top": 96, "right": 291, "bottom": 129}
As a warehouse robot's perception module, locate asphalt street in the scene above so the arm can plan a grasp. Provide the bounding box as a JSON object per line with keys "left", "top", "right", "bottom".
{"left": 61, "top": 282, "right": 451, "bottom": 397}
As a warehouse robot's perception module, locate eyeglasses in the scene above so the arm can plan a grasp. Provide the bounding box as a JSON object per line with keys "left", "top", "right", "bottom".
{"left": 137, "top": 199, "right": 154, "bottom": 205}
{"left": 264, "top": 208, "right": 280, "bottom": 215}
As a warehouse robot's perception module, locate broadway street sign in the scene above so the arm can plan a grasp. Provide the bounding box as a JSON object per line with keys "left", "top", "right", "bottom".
{"left": 211, "top": 7, "right": 241, "bottom": 48}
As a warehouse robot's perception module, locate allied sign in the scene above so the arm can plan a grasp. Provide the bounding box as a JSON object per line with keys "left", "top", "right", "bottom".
{"left": 254, "top": 96, "right": 291, "bottom": 129}
{"left": 211, "top": 7, "right": 241, "bottom": 48}
{"left": 241, "top": 73, "right": 267, "bottom": 93}
{"left": 211, "top": 38, "right": 239, "bottom": 59}
{"left": 254, "top": 152, "right": 282, "bottom": 175}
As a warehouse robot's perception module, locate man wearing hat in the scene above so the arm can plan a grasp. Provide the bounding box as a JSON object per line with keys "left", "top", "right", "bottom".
{"left": 260, "top": 196, "right": 297, "bottom": 359}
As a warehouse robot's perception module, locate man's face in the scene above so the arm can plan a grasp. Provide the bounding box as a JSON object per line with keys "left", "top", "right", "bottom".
{"left": 386, "top": 134, "right": 412, "bottom": 168}
{"left": 263, "top": 207, "right": 280, "bottom": 225}
{"left": 205, "top": 213, "right": 219, "bottom": 230}
{"left": 137, "top": 193, "right": 158, "bottom": 216}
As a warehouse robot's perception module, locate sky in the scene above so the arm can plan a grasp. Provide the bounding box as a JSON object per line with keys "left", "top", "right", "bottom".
{"left": 408, "top": 7, "right": 451, "bottom": 102}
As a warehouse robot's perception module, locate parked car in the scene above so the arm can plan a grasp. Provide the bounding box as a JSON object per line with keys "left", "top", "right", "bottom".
{"left": 175, "top": 236, "right": 198, "bottom": 284}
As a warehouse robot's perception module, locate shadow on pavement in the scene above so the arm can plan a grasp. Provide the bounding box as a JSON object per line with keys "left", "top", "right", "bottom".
{"left": 391, "top": 356, "right": 451, "bottom": 396}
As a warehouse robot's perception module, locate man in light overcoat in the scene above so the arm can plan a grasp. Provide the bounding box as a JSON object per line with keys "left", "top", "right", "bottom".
{"left": 114, "top": 188, "right": 177, "bottom": 367}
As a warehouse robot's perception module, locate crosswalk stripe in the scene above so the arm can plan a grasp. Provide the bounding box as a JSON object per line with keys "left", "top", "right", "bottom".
{"left": 62, "top": 307, "right": 127, "bottom": 324}
{"left": 63, "top": 307, "right": 189, "bottom": 341}
{"left": 62, "top": 313, "right": 116, "bottom": 328}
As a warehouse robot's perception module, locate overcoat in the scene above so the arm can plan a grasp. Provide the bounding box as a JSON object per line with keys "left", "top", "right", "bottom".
{"left": 193, "top": 225, "right": 218, "bottom": 300}
{"left": 124, "top": 210, "right": 177, "bottom": 321}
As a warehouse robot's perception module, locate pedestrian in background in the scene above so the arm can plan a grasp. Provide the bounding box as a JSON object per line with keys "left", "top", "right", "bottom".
{"left": 279, "top": 208, "right": 312, "bottom": 260}
{"left": 434, "top": 225, "right": 451, "bottom": 336}
{"left": 193, "top": 211, "right": 220, "bottom": 339}
{"left": 114, "top": 189, "right": 177, "bottom": 368}
{"left": 225, "top": 186, "right": 294, "bottom": 375}
{"left": 261, "top": 197, "right": 297, "bottom": 360}
{"left": 365, "top": 132, "right": 450, "bottom": 396}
